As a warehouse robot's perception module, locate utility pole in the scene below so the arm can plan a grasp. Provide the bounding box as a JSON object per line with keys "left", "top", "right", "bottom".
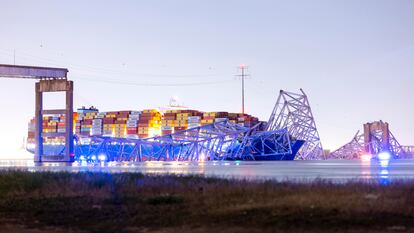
{"left": 235, "top": 65, "right": 250, "bottom": 115}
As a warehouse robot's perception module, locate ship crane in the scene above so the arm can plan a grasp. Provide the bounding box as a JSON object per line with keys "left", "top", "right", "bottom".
{"left": 0, "top": 64, "right": 74, "bottom": 162}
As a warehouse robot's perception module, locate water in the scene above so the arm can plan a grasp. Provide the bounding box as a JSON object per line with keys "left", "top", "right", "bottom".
{"left": 1, "top": 158, "right": 413, "bottom": 183}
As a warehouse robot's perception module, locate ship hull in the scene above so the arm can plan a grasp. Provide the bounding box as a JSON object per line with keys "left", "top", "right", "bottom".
{"left": 26, "top": 140, "right": 303, "bottom": 161}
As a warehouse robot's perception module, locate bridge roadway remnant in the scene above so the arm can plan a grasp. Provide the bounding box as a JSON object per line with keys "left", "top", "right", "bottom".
{"left": 328, "top": 120, "right": 412, "bottom": 160}
{"left": 0, "top": 64, "right": 74, "bottom": 162}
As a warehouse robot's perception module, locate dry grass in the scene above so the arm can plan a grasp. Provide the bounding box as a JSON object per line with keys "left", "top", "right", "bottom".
{"left": 0, "top": 171, "right": 413, "bottom": 233}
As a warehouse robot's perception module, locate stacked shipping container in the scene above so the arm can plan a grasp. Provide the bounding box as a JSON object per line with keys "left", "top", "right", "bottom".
{"left": 27, "top": 112, "right": 79, "bottom": 144}
{"left": 126, "top": 111, "right": 141, "bottom": 139}
{"left": 27, "top": 107, "right": 260, "bottom": 144}
{"left": 138, "top": 109, "right": 161, "bottom": 138}
{"left": 201, "top": 112, "right": 259, "bottom": 127}
{"left": 161, "top": 110, "right": 203, "bottom": 135}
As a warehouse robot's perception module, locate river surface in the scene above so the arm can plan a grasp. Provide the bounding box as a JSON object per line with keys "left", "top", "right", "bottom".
{"left": 1, "top": 159, "right": 414, "bottom": 183}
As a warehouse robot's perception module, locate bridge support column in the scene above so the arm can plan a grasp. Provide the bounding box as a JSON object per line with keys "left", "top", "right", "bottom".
{"left": 34, "top": 80, "right": 74, "bottom": 162}
{"left": 363, "top": 121, "right": 391, "bottom": 155}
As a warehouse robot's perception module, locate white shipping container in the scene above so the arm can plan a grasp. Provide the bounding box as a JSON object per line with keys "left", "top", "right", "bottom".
{"left": 188, "top": 124, "right": 200, "bottom": 129}
{"left": 215, "top": 118, "right": 228, "bottom": 123}
{"left": 187, "top": 116, "right": 201, "bottom": 123}
{"left": 161, "top": 126, "right": 173, "bottom": 130}
{"left": 187, "top": 116, "right": 201, "bottom": 120}
{"left": 237, "top": 117, "right": 245, "bottom": 122}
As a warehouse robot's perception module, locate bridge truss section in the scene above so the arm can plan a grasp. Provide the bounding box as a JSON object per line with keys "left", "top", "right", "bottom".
{"left": 328, "top": 128, "right": 411, "bottom": 160}
{"left": 266, "top": 89, "right": 324, "bottom": 160}
{"left": 74, "top": 120, "right": 294, "bottom": 162}
{"left": 328, "top": 131, "right": 365, "bottom": 160}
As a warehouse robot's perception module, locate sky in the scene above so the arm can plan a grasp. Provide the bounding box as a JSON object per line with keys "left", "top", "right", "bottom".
{"left": 0, "top": 0, "right": 413, "bottom": 155}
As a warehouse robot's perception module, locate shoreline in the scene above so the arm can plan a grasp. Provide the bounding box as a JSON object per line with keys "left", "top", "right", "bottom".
{"left": 0, "top": 171, "right": 413, "bottom": 233}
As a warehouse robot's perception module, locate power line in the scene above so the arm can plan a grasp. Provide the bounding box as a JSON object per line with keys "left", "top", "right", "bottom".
{"left": 0, "top": 47, "right": 236, "bottom": 87}
{"left": 0, "top": 47, "right": 230, "bottom": 79}
{"left": 78, "top": 77, "right": 234, "bottom": 87}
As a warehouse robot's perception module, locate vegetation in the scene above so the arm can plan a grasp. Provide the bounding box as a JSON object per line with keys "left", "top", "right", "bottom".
{"left": 0, "top": 171, "right": 413, "bottom": 233}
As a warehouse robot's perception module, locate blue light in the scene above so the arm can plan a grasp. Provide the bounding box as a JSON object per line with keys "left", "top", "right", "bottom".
{"left": 380, "top": 169, "right": 390, "bottom": 186}
{"left": 98, "top": 154, "right": 107, "bottom": 161}
{"left": 378, "top": 151, "right": 391, "bottom": 161}
{"left": 380, "top": 159, "right": 389, "bottom": 168}
{"left": 380, "top": 169, "right": 389, "bottom": 177}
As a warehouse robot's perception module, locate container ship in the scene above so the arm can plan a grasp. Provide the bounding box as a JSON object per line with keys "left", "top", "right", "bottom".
{"left": 26, "top": 106, "right": 302, "bottom": 160}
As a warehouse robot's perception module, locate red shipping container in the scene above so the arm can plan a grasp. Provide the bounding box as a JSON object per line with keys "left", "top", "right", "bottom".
{"left": 139, "top": 116, "right": 153, "bottom": 122}
{"left": 202, "top": 116, "right": 215, "bottom": 120}
{"left": 174, "top": 127, "right": 187, "bottom": 132}
{"left": 161, "top": 130, "right": 172, "bottom": 135}
{"left": 117, "top": 113, "right": 129, "bottom": 118}
{"left": 83, "top": 119, "right": 93, "bottom": 124}
{"left": 103, "top": 118, "right": 115, "bottom": 124}
{"left": 141, "top": 112, "right": 156, "bottom": 117}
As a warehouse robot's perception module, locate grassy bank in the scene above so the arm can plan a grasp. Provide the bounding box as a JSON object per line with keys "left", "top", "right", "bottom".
{"left": 0, "top": 171, "right": 413, "bottom": 233}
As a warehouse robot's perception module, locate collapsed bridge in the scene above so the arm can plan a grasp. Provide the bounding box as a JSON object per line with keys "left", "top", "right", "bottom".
{"left": 328, "top": 121, "right": 414, "bottom": 160}
{"left": 2, "top": 64, "right": 412, "bottom": 162}
{"left": 71, "top": 89, "right": 322, "bottom": 162}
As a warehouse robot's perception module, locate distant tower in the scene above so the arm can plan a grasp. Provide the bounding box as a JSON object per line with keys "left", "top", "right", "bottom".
{"left": 169, "top": 96, "right": 180, "bottom": 107}
{"left": 235, "top": 65, "right": 250, "bottom": 114}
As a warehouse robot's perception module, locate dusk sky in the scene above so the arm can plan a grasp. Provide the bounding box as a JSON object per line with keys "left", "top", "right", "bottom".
{"left": 0, "top": 0, "right": 413, "bottom": 155}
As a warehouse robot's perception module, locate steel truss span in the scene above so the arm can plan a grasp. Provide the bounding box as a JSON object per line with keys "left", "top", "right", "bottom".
{"left": 73, "top": 120, "right": 294, "bottom": 162}
{"left": 329, "top": 128, "right": 413, "bottom": 160}
{"left": 266, "top": 89, "right": 324, "bottom": 160}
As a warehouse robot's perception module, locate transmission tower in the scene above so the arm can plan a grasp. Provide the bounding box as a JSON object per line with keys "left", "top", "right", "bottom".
{"left": 235, "top": 65, "right": 250, "bottom": 114}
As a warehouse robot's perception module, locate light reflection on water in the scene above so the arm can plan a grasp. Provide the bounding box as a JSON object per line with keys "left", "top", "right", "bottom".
{"left": 0, "top": 159, "right": 413, "bottom": 183}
